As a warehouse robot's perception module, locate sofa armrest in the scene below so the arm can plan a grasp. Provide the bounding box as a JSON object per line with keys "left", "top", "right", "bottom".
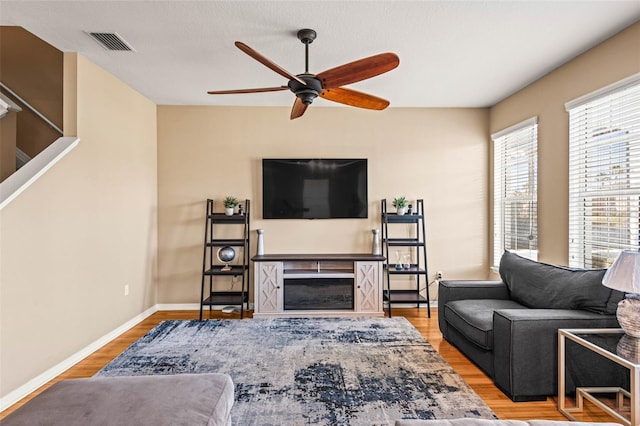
{"left": 492, "top": 309, "right": 620, "bottom": 401}
{"left": 438, "top": 280, "right": 509, "bottom": 338}
{"left": 438, "top": 280, "right": 509, "bottom": 301}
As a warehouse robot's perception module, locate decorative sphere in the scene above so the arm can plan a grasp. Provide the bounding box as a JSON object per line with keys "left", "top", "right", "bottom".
{"left": 217, "top": 246, "right": 236, "bottom": 263}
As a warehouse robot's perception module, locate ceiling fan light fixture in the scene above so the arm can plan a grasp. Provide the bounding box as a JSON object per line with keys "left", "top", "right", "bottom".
{"left": 296, "top": 89, "right": 319, "bottom": 105}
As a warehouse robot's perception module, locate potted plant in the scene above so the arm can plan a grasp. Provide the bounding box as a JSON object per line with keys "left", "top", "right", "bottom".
{"left": 392, "top": 196, "right": 408, "bottom": 215}
{"left": 223, "top": 196, "right": 238, "bottom": 216}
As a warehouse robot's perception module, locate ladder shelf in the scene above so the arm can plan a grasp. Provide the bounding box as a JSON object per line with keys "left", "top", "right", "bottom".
{"left": 199, "top": 198, "right": 250, "bottom": 319}
{"left": 381, "top": 199, "right": 430, "bottom": 318}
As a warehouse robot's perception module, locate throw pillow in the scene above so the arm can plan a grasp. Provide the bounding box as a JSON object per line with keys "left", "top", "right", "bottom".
{"left": 499, "top": 251, "right": 623, "bottom": 314}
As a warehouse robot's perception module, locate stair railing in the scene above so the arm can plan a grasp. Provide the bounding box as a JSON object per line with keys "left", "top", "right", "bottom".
{"left": 0, "top": 81, "right": 63, "bottom": 135}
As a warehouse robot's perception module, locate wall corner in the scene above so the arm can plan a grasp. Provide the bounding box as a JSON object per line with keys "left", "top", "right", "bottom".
{"left": 63, "top": 53, "right": 77, "bottom": 136}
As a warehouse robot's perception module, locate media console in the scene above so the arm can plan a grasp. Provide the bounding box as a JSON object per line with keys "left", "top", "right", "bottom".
{"left": 252, "top": 254, "right": 385, "bottom": 318}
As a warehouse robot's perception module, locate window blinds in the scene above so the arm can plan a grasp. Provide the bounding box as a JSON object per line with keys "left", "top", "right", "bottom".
{"left": 567, "top": 74, "right": 640, "bottom": 268}
{"left": 492, "top": 117, "right": 538, "bottom": 269}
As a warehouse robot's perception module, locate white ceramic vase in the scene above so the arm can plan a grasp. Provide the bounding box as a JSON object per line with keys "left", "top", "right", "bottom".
{"left": 256, "top": 229, "right": 265, "bottom": 255}
{"left": 224, "top": 207, "right": 234, "bottom": 216}
{"left": 396, "top": 206, "right": 406, "bottom": 216}
{"left": 372, "top": 229, "right": 381, "bottom": 255}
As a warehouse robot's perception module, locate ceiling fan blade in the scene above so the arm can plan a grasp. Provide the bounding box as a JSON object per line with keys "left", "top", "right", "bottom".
{"left": 235, "top": 41, "right": 306, "bottom": 86}
{"left": 207, "top": 86, "right": 288, "bottom": 95}
{"left": 290, "top": 98, "right": 308, "bottom": 120}
{"left": 316, "top": 53, "right": 399, "bottom": 89}
{"left": 320, "top": 87, "right": 390, "bottom": 110}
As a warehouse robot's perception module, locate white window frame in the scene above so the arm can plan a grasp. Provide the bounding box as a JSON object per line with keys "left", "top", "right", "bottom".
{"left": 567, "top": 73, "right": 640, "bottom": 268}
{"left": 492, "top": 117, "right": 539, "bottom": 270}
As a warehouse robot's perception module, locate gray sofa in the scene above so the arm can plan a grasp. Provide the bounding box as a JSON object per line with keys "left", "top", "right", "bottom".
{"left": 438, "top": 251, "right": 625, "bottom": 402}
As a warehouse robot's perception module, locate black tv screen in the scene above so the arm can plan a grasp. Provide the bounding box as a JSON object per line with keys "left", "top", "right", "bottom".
{"left": 262, "top": 158, "right": 368, "bottom": 219}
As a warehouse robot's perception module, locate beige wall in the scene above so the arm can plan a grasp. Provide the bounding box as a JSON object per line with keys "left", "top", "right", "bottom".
{"left": 0, "top": 111, "right": 18, "bottom": 181}
{"left": 0, "top": 54, "right": 157, "bottom": 398}
{"left": 489, "top": 22, "right": 640, "bottom": 267}
{"left": 157, "top": 106, "right": 490, "bottom": 304}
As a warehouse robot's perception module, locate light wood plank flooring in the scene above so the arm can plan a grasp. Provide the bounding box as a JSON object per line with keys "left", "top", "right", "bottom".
{"left": 0, "top": 308, "right": 619, "bottom": 422}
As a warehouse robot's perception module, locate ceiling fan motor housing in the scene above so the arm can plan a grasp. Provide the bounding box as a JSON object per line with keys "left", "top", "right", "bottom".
{"left": 288, "top": 74, "right": 323, "bottom": 105}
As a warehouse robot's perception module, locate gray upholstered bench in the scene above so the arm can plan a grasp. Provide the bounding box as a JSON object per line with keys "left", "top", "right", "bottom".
{"left": 2, "top": 373, "right": 234, "bottom": 426}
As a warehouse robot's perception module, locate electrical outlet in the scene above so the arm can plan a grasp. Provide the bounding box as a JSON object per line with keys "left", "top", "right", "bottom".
{"left": 124, "top": 284, "right": 130, "bottom": 296}
{"left": 436, "top": 271, "right": 443, "bottom": 280}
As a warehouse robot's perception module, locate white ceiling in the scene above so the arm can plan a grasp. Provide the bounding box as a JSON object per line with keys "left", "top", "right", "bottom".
{"left": 1, "top": 1, "right": 639, "bottom": 108}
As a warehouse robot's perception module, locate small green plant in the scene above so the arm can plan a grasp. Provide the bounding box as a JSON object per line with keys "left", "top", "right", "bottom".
{"left": 223, "top": 196, "right": 239, "bottom": 208}
{"left": 392, "top": 197, "right": 408, "bottom": 208}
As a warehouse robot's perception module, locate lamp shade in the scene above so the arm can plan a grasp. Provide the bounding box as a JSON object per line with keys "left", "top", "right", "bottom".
{"left": 602, "top": 250, "right": 640, "bottom": 294}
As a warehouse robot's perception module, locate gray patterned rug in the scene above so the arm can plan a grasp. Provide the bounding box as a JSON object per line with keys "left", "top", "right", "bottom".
{"left": 97, "top": 317, "right": 495, "bottom": 425}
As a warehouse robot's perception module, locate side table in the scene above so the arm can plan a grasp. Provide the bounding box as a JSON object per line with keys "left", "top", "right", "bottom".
{"left": 558, "top": 328, "right": 639, "bottom": 426}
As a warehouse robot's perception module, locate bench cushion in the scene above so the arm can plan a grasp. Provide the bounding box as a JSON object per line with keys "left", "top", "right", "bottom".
{"left": 2, "top": 373, "right": 234, "bottom": 426}
{"left": 444, "top": 299, "right": 527, "bottom": 349}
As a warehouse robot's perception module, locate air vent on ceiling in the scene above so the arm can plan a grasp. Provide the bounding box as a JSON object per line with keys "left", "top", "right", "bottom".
{"left": 86, "top": 32, "right": 135, "bottom": 51}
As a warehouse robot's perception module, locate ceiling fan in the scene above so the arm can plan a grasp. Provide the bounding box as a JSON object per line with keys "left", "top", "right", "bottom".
{"left": 207, "top": 29, "right": 399, "bottom": 120}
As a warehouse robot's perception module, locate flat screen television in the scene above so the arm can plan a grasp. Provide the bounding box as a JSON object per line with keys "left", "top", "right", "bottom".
{"left": 262, "top": 158, "right": 368, "bottom": 219}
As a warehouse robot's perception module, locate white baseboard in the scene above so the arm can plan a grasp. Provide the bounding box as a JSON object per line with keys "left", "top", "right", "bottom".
{"left": 0, "top": 305, "right": 158, "bottom": 412}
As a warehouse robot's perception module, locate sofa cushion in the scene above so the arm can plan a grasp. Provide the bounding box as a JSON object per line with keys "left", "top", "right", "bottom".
{"left": 2, "top": 373, "right": 235, "bottom": 426}
{"left": 444, "top": 299, "right": 527, "bottom": 350}
{"left": 499, "top": 251, "right": 623, "bottom": 314}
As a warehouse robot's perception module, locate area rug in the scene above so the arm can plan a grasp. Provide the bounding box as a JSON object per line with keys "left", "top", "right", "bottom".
{"left": 97, "top": 317, "right": 496, "bottom": 425}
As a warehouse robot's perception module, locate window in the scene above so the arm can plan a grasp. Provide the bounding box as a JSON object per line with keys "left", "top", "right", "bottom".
{"left": 567, "top": 74, "right": 640, "bottom": 268}
{"left": 492, "top": 117, "right": 538, "bottom": 269}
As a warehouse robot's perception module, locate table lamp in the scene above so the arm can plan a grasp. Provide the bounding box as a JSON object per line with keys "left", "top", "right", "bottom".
{"left": 602, "top": 249, "right": 640, "bottom": 337}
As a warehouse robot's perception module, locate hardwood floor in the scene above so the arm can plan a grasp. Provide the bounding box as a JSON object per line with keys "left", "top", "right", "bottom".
{"left": 0, "top": 308, "right": 619, "bottom": 422}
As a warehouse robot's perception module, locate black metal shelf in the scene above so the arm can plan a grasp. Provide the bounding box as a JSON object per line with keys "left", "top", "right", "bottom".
{"left": 204, "top": 265, "right": 248, "bottom": 276}
{"left": 382, "top": 213, "right": 423, "bottom": 223}
{"left": 383, "top": 289, "right": 428, "bottom": 303}
{"left": 208, "top": 213, "right": 248, "bottom": 224}
{"left": 383, "top": 238, "right": 425, "bottom": 247}
{"left": 202, "top": 291, "right": 249, "bottom": 306}
{"left": 385, "top": 264, "right": 428, "bottom": 275}
{"left": 381, "top": 198, "right": 430, "bottom": 318}
{"left": 200, "top": 199, "right": 251, "bottom": 319}
{"left": 206, "top": 239, "right": 248, "bottom": 247}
